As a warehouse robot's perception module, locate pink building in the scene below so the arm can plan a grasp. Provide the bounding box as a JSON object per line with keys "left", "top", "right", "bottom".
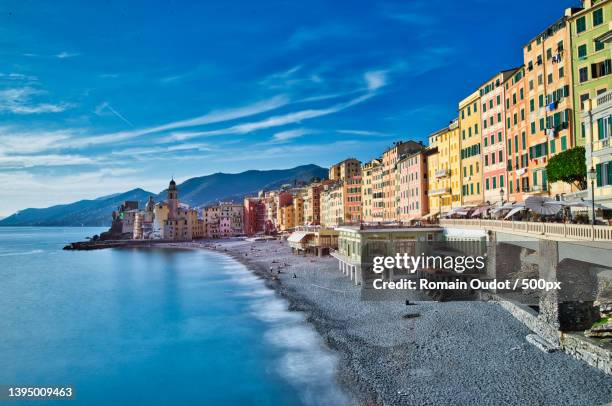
{"left": 398, "top": 150, "right": 428, "bottom": 220}
{"left": 480, "top": 69, "right": 519, "bottom": 205}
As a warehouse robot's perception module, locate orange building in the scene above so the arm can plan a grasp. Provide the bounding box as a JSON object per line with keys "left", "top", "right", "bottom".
{"left": 505, "top": 67, "right": 530, "bottom": 203}
{"left": 523, "top": 9, "right": 581, "bottom": 198}
{"left": 381, "top": 141, "right": 423, "bottom": 220}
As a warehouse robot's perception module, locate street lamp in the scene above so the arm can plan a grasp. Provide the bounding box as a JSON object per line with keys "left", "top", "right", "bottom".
{"left": 587, "top": 166, "right": 597, "bottom": 225}
{"left": 499, "top": 188, "right": 504, "bottom": 207}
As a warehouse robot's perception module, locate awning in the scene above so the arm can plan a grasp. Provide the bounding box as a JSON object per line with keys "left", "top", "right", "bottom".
{"left": 470, "top": 205, "right": 490, "bottom": 217}
{"left": 504, "top": 206, "right": 527, "bottom": 219}
{"left": 287, "top": 231, "right": 310, "bottom": 243}
{"left": 422, "top": 213, "right": 434, "bottom": 220}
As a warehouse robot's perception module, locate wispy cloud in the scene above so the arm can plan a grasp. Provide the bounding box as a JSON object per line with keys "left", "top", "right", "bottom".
{"left": 0, "top": 127, "right": 73, "bottom": 154}
{"left": 287, "top": 24, "right": 353, "bottom": 49}
{"left": 0, "top": 73, "right": 38, "bottom": 82}
{"left": 0, "top": 154, "right": 96, "bottom": 169}
{"left": 55, "top": 51, "right": 79, "bottom": 59}
{"left": 271, "top": 128, "right": 314, "bottom": 143}
{"left": 336, "top": 129, "right": 391, "bottom": 137}
{"left": 364, "top": 70, "right": 388, "bottom": 91}
{"left": 0, "top": 87, "right": 73, "bottom": 114}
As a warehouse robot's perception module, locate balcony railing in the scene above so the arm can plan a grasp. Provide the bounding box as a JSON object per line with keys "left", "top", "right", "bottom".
{"left": 435, "top": 169, "right": 449, "bottom": 178}
{"left": 593, "top": 137, "right": 610, "bottom": 152}
{"left": 429, "top": 187, "right": 451, "bottom": 196}
{"left": 440, "top": 218, "right": 612, "bottom": 241}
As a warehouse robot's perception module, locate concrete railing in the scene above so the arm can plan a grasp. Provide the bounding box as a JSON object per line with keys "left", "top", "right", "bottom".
{"left": 440, "top": 219, "right": 612, "bottom": 241}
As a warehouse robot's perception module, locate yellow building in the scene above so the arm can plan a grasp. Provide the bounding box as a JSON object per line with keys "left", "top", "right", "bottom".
{"left": 293, "top": 193, "right": 305, "bottom": 227}
{"left": 448, "top": 118, "right": 463, "bottom": 207}
{"left": 279, "top": 204, "right": 295, "bottom": 232}
{"left": 361, "top": 158, "right": 382, "bottom": 222}
{"left": 320, "top": 182, "right": 344, "bottom": 227}
{"left": 427, "top": 126, "right": 453, "bottom": 215}
{"left": 459, "top": 90, "right": 484, "bottom": 206}
{"left": 328, "top": 158, "right": 361, "bottom": 181}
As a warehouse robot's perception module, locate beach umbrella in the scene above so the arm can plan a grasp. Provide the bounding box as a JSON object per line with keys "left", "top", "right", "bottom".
{"left": 525, "top": 196, "right": 561, "bottom": 215}
{"left": 491, "top": 202, "right": 516, "bottom": 214}
{"left": 470, "top": 205, "right": 490, "bottom": 217}
{"left": 568, "top": 199, "right": 609, "bottom": 209}
{"left": 504, "top": 206, "right": 527, "bottom": 219}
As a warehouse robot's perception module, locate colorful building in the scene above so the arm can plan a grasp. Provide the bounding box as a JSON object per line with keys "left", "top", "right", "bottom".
{"left": 343, "top": 175, "right": 362, "bottom": 223}
{"left": 381, "top": 141, "right": 423, "bottom": 220}
{"left": 361, "top": 158, "right": 383, "bottom": 222}
{"left": 427, "top": 126, "right": 453, "bottom": 215}
{"left": 459, "top": 90, "right": 484, "bottom": 206}
{"left": 328, "top": 158, "right": 361, "bottom": 181}
{"left": 480, "top": 69, "right": 520, "bottom": 205}
{"left": 523, "top": 10, "right": 580, "bottom": 198}
{"left": 243, "top": 196, "right": 266, "bottom": 236}
{"left": 204, "top": 202, "right": 244, "bottom": 238}
{"left": 569, "top": 0, "right": 612, "bottom": 146}
{"left": 303, "top": 182, "right": 324, "bottom": 225}
{"left": 398, "top": 149, "right": 429, "bottom": 220}
{"left": 293, "top": 193, "right": 305, "bottom": 227}
{"left": 505, "top": 67, "right": 530, "bottom": 203}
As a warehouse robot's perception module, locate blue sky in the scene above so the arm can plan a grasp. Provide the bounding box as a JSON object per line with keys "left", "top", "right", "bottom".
{"left": 0, "top": 0, "right": 582, "bottom": 216}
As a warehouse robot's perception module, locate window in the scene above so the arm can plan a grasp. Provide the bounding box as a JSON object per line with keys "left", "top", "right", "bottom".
{"left": 546, "top": 48, "right": 552, "bottom": 60}
{"left": 579, "top": 67, "right": 589, "bottom": 83}
{"left": 496, "top": 95, "right": 500, "bottom": 105}
{"left": 515, "top": 134, "right": 519, "bottom": 152}
{"left": 529, "top": 80, "right": 534, "bottom": 90}
{"left": 561, "top": 136, "right": 567, "bottom": 151}
{"left": 475, "top": 124, "right": 479, "bottom": 135}
{"left": 509, "top": 180, "right": 513, "bottom": 193}
{"left": 485, "top": 178, "right": 490, "bottom": 190}
{"left": 557, "top": 40, "right": 564, "bottom": 52}
{"left": 468, "top": 105, "right": 471, "bottom": 115}
{"left": 521, "top": 132, "right": 526, "bottom": 150}
{"left": 491, "top": 152, "right": 496, "bottom": 165}
{"left": 513, "top": 113, "right": 517, "bottom": 125}
{"left": 576, "top": 16, "right": 586, "bottom": 33}
{"left": 578, "top": 44, "right": 587, "bottom": 59}
{"left": 580, "top": 93, "right": 590, "bottom": 110}
{"left": 547, "top": 73, "right": 553, "bottom": 84}
{"left": 512, "top": 93, "right": 517, "bottom": 104}
{"left": 520, "top": 88, "right": 524, "bottom": 100}
{"left": 593, "top": 8, "right": 604, "bottom": 26}
{"left": 473, "top": 102, "right": 478, "bottom": 112}
{"left": 498, "top": 150, "right": 503, "bottom": 162}
{"left": 550, "top": 139, "right": 556, "bottom": 154}
{"left": 531, "top": 121, "right": 536, "bottom": 134}
{"left": 530, "top": 99, "right": 535, "bottom": 112}
{"left": 482, "top": 102, "right": 487, "bottom": 112}
{"left": 498, "top": 132, "right": 502, "bottom": 142}
{"left": 508, "top": 139, "right": 511, "bottom": 152}
{"left": 484, "top": 137, "right": 488, "bottom": 147}
{"left": 597, "top": 116, "right": 610, "bottom": 139}
{"left": 559, "top": 67, "right": 564, "bottom": 78}
{"left": 592, "top": 59, "right": 611, "bottom": 79}
{"left": 497, "top": 112, "right": 501, "bottom": 123}
{"left": 469, "top": 183, "right": 473, "bottom": 194}
{"left": 490, "top": 135, "right": 494, "bottom": 145}
{"left": 500, "top": 175, "right": 504, "bottom": 188}
{"left": 596, "top": 41, "right": 605, "bottom": 52}
{"left": 477, "top": 183, "right": 480, "bottom": 194}
{"left": 520, "top": 109, "right": 525, "bottom": 121}
{"left": 461, "top": 110, "right": 465, "bottom": 119}
{"left": 596, "top": 162, "right": 612, "bottom": 187}
{"left": 538, "top": 74, "right": 543, "bottom": 85}
{"left": 492, "top": 177, "right": 497, "bottom": 189}
{"left": 539, "top": 94, "right": 544, "bottom": 107}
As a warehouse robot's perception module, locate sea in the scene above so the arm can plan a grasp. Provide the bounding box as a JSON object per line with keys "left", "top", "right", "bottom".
{"left": 0, "top": 227, "right": 348, "bottom": 405}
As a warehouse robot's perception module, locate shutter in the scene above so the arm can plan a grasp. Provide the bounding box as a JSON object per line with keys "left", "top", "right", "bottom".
{"left": 607, "top": 163, "right": 612, "bottom": 186}
{"left": 564, "top": 85, "right": 569, "bottom": 97}
{"left": 596, "top": 163, "right": 602, "bottom": 187}
{"left": 599, "top": 118, "right": 606, "bottom": 140}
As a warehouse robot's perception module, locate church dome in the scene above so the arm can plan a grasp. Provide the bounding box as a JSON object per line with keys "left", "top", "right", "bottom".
{"left": 169, "top": 178, "right": 177, "bottom": 190}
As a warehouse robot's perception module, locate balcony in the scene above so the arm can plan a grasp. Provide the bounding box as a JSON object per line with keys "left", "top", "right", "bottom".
{"left": 429, "top": 187, "right": 451, "bottom": 196}
{"left": 435, "top": 169, "right": 449, "bottom": 178}
{"left": 593, "top": 137, "right": 611, "bottom": 154}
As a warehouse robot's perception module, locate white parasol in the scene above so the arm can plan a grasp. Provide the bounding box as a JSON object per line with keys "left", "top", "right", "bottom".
{"left": 525, "top": 196, "right": 562, "bottom": 215}
{"left": 504, "top": 205, "right": 527, "bottom": 219}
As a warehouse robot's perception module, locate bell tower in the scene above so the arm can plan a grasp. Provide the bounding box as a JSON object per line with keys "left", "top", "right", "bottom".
{"left": 167, "top": 178, "right": 178, "bottom": 220}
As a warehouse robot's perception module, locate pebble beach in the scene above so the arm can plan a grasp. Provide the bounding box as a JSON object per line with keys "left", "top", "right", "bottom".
{"left": 184, "top": 238, "right": 612, "bottom": 405}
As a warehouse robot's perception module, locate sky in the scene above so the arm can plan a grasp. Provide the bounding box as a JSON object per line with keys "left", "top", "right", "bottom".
{"left": 0, "top": 0, "right": 583, "bottom": 217}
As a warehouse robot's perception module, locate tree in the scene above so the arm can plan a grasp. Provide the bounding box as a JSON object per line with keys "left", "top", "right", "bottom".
{"left": 546, "top": 146, "right": 587, "bottom": 190}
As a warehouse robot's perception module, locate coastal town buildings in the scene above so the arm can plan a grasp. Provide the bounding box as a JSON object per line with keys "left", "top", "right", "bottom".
{"left": 459, "top": 90, "right": 484, "bottom": 207}
{"left": 570, "top": 0, "right": 612, "bottom": 146}
{"left": 427, "top": 126, "right": 453, "bottom": 216}
{"left": 303, "top": 182, "right": 323, "bottom": 225}
{"left": 584, "top": 89, "right": 612, "bottom": 212}
{"left": 523, "top": 10, "right": 579, "bottom": 198}
{"left": 328, "top": 158, "right": 361, "bottom": 181}
{"left": 480, "top": 69, "right": 518, "bottom": 206}
{"left": 381, "top": 141, "right": 423, "bottom": 220}
{"left": 506, "top": 67, "right": 530, "bottom": 203}
{"left": 243, "top": 196, "right": 266, "bottom": 236}
{"left": 204, "top": 202, "right": 243, "bottom": 238}
{"left": 398, "top": 150, "right": 429, "bottom": 221}
{"left": 361, "top": 158, "right": 383, "bottom": 222}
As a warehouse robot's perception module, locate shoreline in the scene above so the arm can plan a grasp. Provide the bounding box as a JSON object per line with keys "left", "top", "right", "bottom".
{"left": 171, "top": 239, "right": 612, "bottom": 406}
{"left": 83, "top": 237, "right": 612, "bottom": 405}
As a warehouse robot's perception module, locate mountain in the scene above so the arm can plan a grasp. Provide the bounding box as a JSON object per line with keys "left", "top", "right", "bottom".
{"left": 0, "top": 164, "right": 327, "bottom": 227}
{"left": 0, "top": 188, "right": 155, "bottom": 227}
{"left": 156, "top": 164, "right": 327, "bottom": 206}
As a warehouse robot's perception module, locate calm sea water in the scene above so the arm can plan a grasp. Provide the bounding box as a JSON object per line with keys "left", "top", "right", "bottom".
{"left": 0, "top": 227, "right": 347, "bottom": 405}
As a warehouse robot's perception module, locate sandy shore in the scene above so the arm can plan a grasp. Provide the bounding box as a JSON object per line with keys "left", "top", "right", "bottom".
{"left": 176, "top": 238, "right": 612, "bottom": 405}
